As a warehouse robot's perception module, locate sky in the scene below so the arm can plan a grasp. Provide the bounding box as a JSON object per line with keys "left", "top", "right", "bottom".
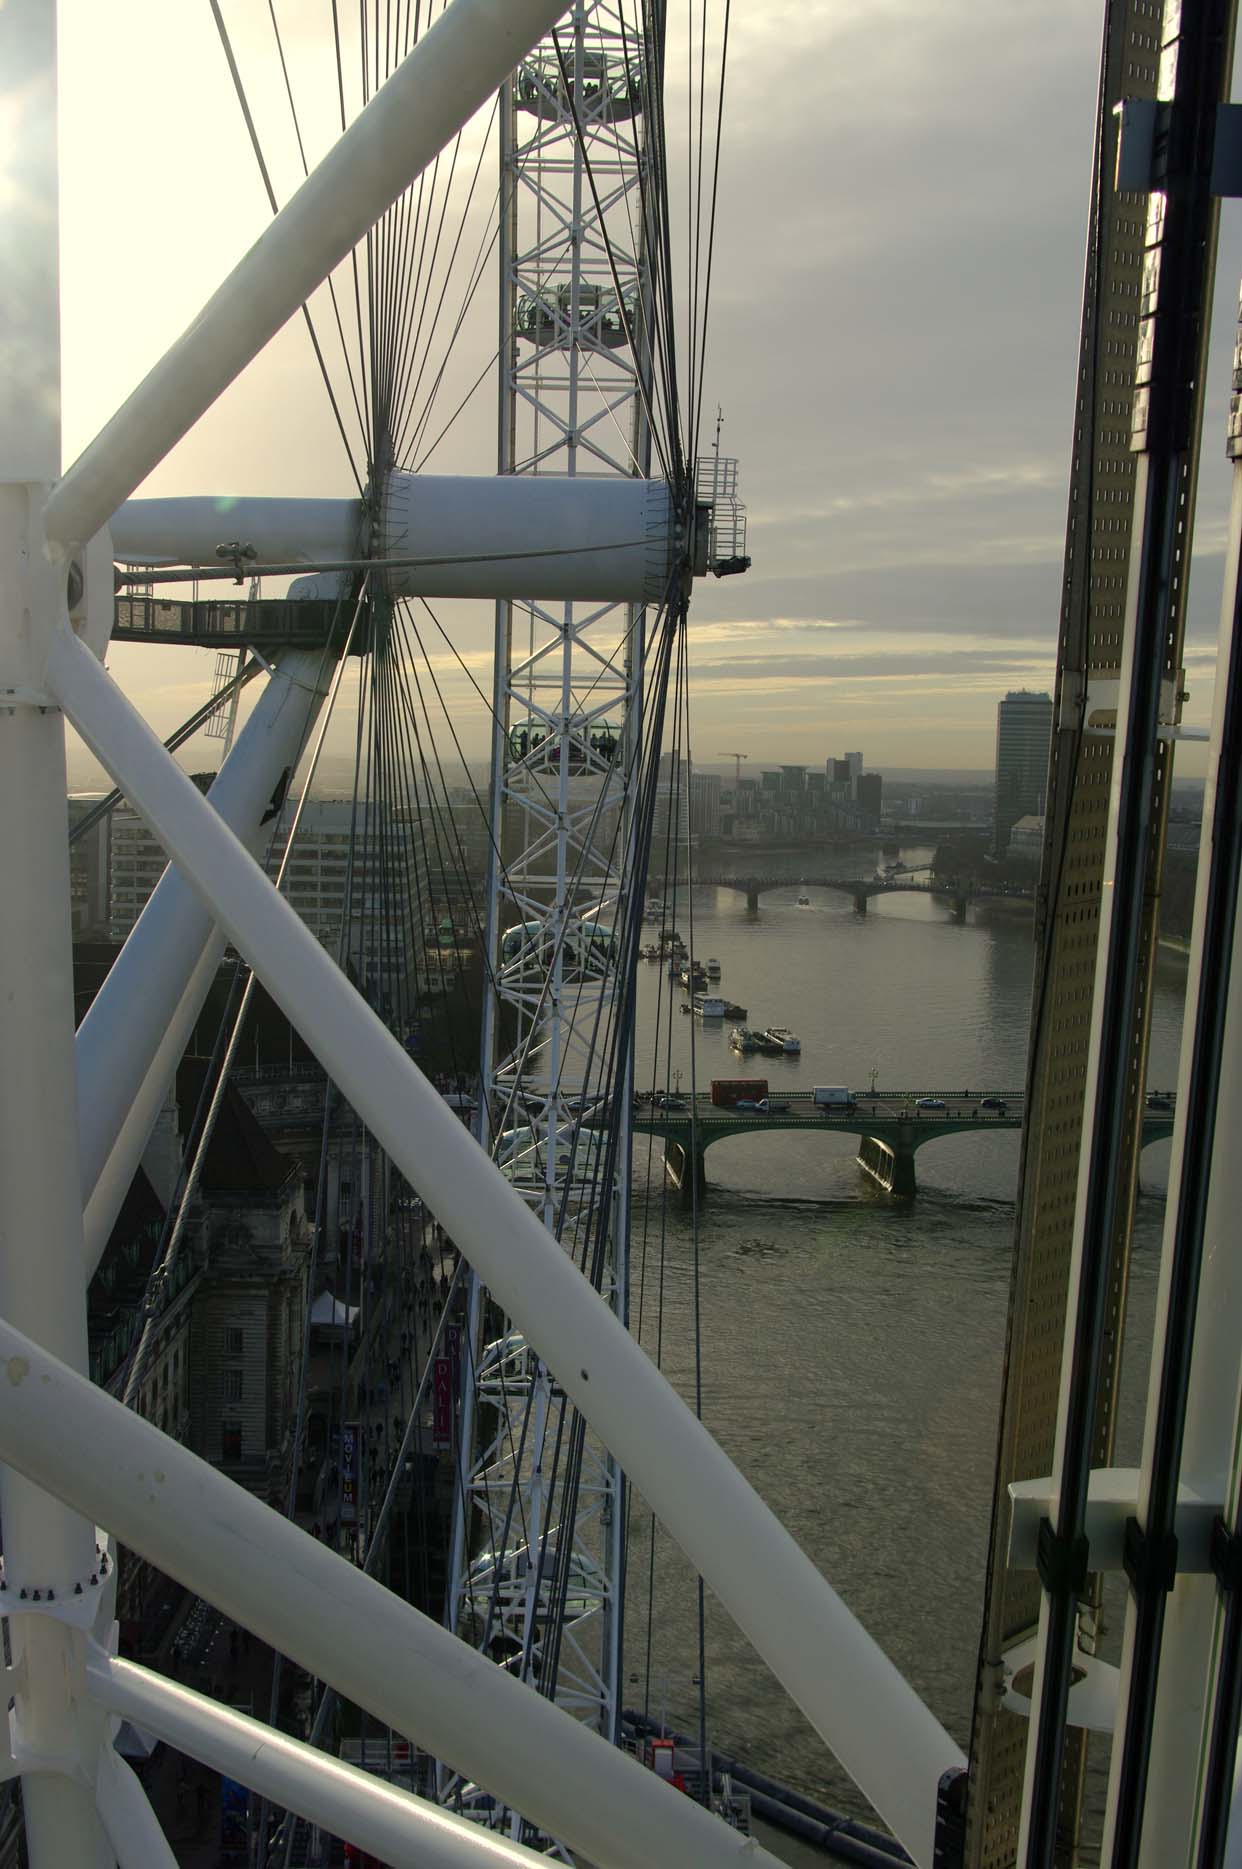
{"left": 53, "top": 0, "right": 1242, "bottom": 786}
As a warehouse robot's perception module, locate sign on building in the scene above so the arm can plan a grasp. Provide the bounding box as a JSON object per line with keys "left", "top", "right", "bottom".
{"left": 341, "top": 1421, "right": 359, "bottom": 1525}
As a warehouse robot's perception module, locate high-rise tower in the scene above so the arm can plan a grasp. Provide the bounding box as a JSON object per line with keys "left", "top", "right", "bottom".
{"left": 992, "top": 689, "right": 1053, "bottom": 854}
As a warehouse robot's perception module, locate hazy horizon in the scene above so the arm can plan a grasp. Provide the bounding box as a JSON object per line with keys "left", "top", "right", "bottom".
{"left": 58, "top": 2, "right": 1241, "bottom": 787}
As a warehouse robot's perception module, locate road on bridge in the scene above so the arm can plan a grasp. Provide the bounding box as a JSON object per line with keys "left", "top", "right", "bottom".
{"left": 631, "top": 1087, "right": 1027, "bottom": 1131}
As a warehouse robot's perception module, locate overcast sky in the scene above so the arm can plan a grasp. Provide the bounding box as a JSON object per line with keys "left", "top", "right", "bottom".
{"left": 57, "top": 0, "right": 1242, "bottom": 785}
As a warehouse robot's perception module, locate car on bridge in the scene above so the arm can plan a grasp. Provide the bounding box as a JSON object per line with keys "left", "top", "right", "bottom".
{"left": 915, "top": 1097, "right": 947, "bottom": 1112}
{"left": 980, "top": 1097, "right": 1008, "bottom": 1115}
{"left": 1145, "top": 1090, "right": 1174, "bottom": 1111}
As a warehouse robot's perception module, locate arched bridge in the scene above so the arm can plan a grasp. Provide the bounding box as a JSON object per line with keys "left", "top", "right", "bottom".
{"left": 693, "top": 874, "right": 1036, "bottom": 918}
{"left": 631, "top": 1088, "right": 1175, "bottom": 1202}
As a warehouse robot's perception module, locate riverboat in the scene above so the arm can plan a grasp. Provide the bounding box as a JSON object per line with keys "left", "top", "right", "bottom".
{"left": 693, "top": 995, "right": 727, "bottom": 1019}
{"left": 729, "top": 1026, "right": 758, "bottom": 1052}
{"left": 758, "top": 1026, "right": 801, "bottom": 1056}
{"left": 705, "top": 956, "right": 722, "bottom": 977}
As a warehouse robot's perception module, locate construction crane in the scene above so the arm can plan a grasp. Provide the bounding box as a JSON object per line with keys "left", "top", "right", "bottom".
{"left": 720, "top": 751, "right": 748, "bottom": 786}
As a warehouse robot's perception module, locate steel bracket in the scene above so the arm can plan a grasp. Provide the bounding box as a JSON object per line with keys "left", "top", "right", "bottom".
{"left": 1011, "top": 1469, "right": 1219, "bottom": 1574}
{"left": 1210, "top": 1515, "right": 1242, "bottom": 1593}
{"left": 1036, "top": 1517, "right": 1090, "bottom": 1598}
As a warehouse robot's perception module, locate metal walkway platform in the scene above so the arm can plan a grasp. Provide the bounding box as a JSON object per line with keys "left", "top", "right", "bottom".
{"left": 112, "top": 594, "right": 348, "bottom": 650}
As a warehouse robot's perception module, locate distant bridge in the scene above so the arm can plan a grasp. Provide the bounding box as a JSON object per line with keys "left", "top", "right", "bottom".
{"left": 693, "top": 874, "right": 1036, "bottom": 918}
{"left": 631, "top": 1088, "right": 1175, "bottom": 1202}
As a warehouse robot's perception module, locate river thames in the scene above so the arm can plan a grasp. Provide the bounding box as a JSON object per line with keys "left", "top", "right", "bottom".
{"left": 625, "top": 845, "right": 1186, "bottom": 1861}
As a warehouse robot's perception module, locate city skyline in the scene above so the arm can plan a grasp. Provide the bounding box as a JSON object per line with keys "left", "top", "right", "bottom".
{"left": 58, "top": 2, "right": 1240, "bottom": 791}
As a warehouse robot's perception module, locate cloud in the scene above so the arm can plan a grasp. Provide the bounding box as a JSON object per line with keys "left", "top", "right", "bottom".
{"left": 689, "top": 647, "right": 1054, "bottom": 684}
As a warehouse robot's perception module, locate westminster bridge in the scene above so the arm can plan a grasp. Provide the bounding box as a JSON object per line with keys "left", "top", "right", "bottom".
{"left": 630, "top": 1088, "right": 1176, "bottom": 1203}
{"left": 693, "top": 873, "right": 1036, "bottom": 919}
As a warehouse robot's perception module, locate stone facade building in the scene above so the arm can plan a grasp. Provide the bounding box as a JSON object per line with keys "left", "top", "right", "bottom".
{"left": 180, "top": 1060, "right": 311, "bottom": 1505}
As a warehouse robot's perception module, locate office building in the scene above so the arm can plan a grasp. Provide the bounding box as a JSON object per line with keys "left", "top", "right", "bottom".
{"left": 993, "top": 690, "right": 1053, "bottom": 854}
{"left": 110, "top": 774, "right": 214, "bottom": 939}
{"left": 855, "top": 772, "right": 883, "bottom": 822}
{"left": 689, "top": 771, "right": 722, "bottom": 839}
{"left": 68, "top": 794, "right": 111, "bottom": 936}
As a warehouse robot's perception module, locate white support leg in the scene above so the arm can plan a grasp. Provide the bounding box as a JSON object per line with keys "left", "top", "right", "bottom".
{"left": 0, "top": 685, "right": 112, "bottom": 1866}
{"left": 43, "top": 0, "right": 574, "bottom": 555}
{"left": 46, "top": 620, "right": 962, "bottom": 1867}
{"left": 0, "top": 5, "right": 109, "bottom": 1859}
{"left": 94, "top": 1745, "right": 177, "bottom": 1869}
{"left": 0, "top": 1318, "right": 775, "bottom": 1869}
{"left": 76, "top": 646, "right": 332, "bottom": 1264}
{"left": 82, "top": 944, "right": 223, "bottom": 1271}
{"left": 86, "top": 1651, "right": 554, "bottom": 1869}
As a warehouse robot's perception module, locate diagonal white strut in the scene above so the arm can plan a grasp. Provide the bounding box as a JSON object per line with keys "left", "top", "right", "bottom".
{"left": 0, "top": 1313, "right": 775, "bottom": 1869}
{"left": 43, "top": 0, "right": 578, "bottom": 555}
{"left": 47, "top": 619, "right": 963, "bottom": 1867}
{"left": 76, "top": 647, "right": 332, "bottom": 1265}
{"left": 85, "top": 1650, "right": 602, "bottom": 1868}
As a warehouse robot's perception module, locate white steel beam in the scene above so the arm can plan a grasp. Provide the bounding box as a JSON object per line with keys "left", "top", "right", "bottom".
{"left": 77, "top": 648, "right": 332, "bottom": 1262}
{"left": 82, "top": 945, "right": 223, "bottom": 1272}
{"left": 86, "top": 1651, "right": 555, "bottom": 1869}
{"left": 0, "top": 1314, "right": 775, "bottom": 1869}
{"left": 46, "top": 619, "right": 962, "bottom": 1868}
{"left": 94, "top": 1745, "right": 177, "bottom": 1869}
{"left": 0, "top": 677, "right": 111, "bottom": 1865}
{"left": 112, "top": 474, "right": 675, "bottom": 604}
{"left": 43, "top": 0, "right": 573, "bottom": 555}
{"left": 0, "top": 5, "right": 110, "bottom": 1859}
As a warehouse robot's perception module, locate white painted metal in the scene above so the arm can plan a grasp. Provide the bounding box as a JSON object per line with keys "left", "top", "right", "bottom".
{"left": 0, "top": 679, "right": 113, "bottom": 1864}
{"left": 47, "top": 619, "right": 963, "bottom": 1865}
{"left": 43, "top": 0, "right": 575, "bottom": 554}
{"left": 94, "top": 1745, "right": 177, "bottom": 1869}
{"left": 83, "top": 946, "right": 220, "bottom": 1270}
{"left": 112, "top": 474, "right": 674, "bottom": 602}
{"left": 76, "top": 647, "right": 331, "bottom": 1248}
{"left": 0, "top": 1312, "right": 776, "bottom": 1869}
{"left": 110, "top": 497, "right": 358, "bottom": 568}
{"left": 447, "top": 7, "right": 655, "bottom": 1811}
{"left": 1008, "top": 1466, "right": 1218, "bottom": 1574}
{"left": 380, "top": 473, "right": 672, "bottom": 600}
{"left": 448, "top": 14, "right": 653, "bottom": 1794}
{"left": 0, "top": 8, "right": 112, "bottom": 1857}
{"left": 1102, "top": 464, "right": 1242, "bottom": 1866}
{"left": 86, "top": 1651, "right": 567, "bottom": 1868}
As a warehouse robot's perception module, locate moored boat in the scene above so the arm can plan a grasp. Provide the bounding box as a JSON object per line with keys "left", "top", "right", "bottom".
{"left": 694, "top": 995, "right": 727, "bottom": 1019}
{"left": 760, "top": 1025, "right": 802, "bottom": 1055}
{"left": 730, "top": 1026, "right": 758, "bottom": 1052}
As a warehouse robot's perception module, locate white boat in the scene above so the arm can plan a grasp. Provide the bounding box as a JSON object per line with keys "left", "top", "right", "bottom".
{"left": 730, "top": 1026, "right": 758, "bottom": 1052}
{"left": 705, "top": 956, "right": 722, "bottom": 978}
{"left": 796, "top": 893, "right": 811, "bottom": 907}
{"left": 693, "top": 995, "right": 727, "bottom": 1019}
{"left": 762, "top": 1025, "right": 802, "bottom": 1055}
